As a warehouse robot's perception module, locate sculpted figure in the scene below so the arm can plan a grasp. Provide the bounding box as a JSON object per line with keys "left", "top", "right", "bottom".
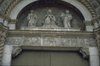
{"left": 62, "top": 10, "right": 72, "bottom": 28}
{"left": 27, "top": 10, "right": 37, "bottom": 27}
{"left": 43, "top": 9, "right": 58, "bottom": 28}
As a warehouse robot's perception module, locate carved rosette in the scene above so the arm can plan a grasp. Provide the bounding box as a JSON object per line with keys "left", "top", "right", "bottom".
{"left": 0, "top": 23, "right": 8, "bottom": 64}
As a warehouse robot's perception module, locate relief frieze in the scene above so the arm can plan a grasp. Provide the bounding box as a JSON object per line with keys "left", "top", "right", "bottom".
{"left": 6, "top": 36, "right": 96, "bottom": 47}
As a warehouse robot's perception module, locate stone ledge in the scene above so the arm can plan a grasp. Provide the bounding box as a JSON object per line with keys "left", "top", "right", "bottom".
{"left": 8, "top": 30, "right": 94, "bottom": 37}
{"left": 21, "top": 46, "right": 81, "bottom": 51}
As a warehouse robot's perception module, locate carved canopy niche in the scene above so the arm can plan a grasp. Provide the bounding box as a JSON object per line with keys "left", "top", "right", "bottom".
{"left": 16, "top": 0, "right": 85, "bottom": 31}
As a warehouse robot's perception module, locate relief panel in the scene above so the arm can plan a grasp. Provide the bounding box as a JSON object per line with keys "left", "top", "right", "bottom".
{"left": 5, "top": 36, "right": 96, "bottom": 47}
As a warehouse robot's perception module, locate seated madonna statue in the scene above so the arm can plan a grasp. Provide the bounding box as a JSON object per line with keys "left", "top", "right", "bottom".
{"left": 43, "top": 9, "right": 58, "bottom": 28}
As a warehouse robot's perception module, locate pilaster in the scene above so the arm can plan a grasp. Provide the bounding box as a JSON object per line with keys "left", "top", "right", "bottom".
{"left": 89, "top": 47, "right": 99, "bottom": 66}
{"left": 2, "top": 45, "right": 13, "bottom": 66}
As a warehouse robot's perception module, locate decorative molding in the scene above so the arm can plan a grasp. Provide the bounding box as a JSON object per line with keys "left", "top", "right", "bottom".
{"left": 78, "top": 0, "right": 97, "bottom": 18}
{"left": 5, "top": 0, "right": 21, "bottom": 16}
{"left": 8, "top": 30, "right": 94, "bottom": 36}
{"left": 6, "top": 36, "right": 96, "bottom": 47}
{"left": 6, "top": 30, "right": 96, "bottom": 47}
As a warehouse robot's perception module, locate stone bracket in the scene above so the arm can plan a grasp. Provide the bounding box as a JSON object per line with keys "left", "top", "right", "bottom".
{"left": 12, "top": 46, "right": 22, "bottom": 58}
{"left": 79, "top": 47, "right": 89, "bottom": 59}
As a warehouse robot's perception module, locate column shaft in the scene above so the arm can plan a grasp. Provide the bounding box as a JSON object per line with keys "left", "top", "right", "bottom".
{"left": 89, "top": 47, "right": 99, "bottom": 66}
{"left": 2, "top": 45, "right": 13, "bottom": 66}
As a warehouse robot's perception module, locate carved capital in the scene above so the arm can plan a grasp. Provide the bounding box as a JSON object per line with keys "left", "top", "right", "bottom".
{"left": 79, "top": 47, "right": 89, "bottom": 58}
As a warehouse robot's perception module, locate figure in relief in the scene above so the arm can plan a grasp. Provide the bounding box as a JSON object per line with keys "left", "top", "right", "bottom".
{"left": 27, "top": 10, "right": 37, "bottom": 27}
{"left": 62, "top": 10, "right": 72, "bottom": 28}
{"left": 43, "top": 9, "right": 58, "bottom": 28}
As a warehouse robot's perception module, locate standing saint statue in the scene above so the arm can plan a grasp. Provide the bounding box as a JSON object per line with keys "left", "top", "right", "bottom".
{"left": 62, "top": 10, "right": 72, "bottom": 28}
{"left": 43, "top": 9, "right": 58, "bottom": 28}
{"left": 27, "top": 10, "right": 37, "bottom": 28}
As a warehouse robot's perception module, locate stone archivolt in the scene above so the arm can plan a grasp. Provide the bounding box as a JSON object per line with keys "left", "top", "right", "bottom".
{"left": 0, "top": 0, "right": 97, "bottom": 19}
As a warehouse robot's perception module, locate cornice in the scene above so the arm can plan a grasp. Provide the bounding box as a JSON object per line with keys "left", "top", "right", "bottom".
{"left": 8, "top": 30, "right": 94, "bottom": 38}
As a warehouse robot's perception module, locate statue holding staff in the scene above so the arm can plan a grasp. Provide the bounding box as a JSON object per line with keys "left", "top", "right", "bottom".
{"left": 62, "top": 10, "right": 72, "bottom": 28}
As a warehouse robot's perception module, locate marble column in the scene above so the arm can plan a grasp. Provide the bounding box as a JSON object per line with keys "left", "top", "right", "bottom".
{"left": 2, "top": 45, "right": 13, "bottom": 66}
{"left": 89, "top": 47, "right": 99, "bottom": 66}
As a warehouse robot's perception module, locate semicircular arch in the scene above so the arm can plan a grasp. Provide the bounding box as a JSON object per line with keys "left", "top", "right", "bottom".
{"left": 9, "top": 0, "right": 92, "bottom": 21}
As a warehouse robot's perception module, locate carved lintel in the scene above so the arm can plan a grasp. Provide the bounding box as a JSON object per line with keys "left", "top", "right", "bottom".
{"left": 79, "top": 47, "right": 89, "bottom": 59}
{"left": 12, "top": 46, "right": 22, "bottom": 57}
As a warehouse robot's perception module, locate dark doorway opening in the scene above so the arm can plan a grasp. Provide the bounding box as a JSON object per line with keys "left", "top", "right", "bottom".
{"left": 12, "top": 50, "right": 89, "bottom": 66}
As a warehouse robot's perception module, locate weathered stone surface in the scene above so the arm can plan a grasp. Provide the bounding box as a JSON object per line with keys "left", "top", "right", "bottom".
{"left": 6, "top": 36, "right": 96, "bottom": 47}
